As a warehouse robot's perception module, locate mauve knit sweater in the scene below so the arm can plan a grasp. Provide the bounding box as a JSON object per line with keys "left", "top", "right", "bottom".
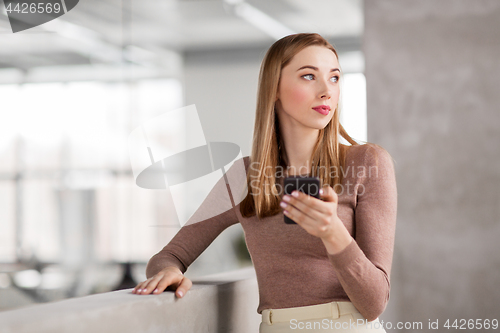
{"left": 146, "top": 143, "right": 397, "bottom": 322}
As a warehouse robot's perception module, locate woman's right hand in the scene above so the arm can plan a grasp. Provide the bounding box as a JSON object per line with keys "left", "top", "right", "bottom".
{"left": 132, "top": 266, "right": 192, "bottom": 298}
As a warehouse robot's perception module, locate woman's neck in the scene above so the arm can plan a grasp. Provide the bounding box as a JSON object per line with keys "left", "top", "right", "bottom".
{"left": 280, "top": 126, "right": 319, "bottom": 176}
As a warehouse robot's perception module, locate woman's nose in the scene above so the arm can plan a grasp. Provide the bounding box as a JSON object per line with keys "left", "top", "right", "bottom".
{"left": 318, "top": 79, "right": 332, "bottom": 99}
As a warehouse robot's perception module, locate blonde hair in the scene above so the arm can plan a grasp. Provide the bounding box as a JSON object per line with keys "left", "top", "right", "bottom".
{"left": 240, "top": 33, "right": 360, "bottom": 219}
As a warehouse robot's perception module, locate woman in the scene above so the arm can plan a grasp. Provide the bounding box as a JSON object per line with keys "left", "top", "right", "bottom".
{"left": 133, "top": 33, "right": 397, "bottom": 333}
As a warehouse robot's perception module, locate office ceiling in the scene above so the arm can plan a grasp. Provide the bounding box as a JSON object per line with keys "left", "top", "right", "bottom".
{"left": 0, "top": 0, "right": 363, "bottom": 77}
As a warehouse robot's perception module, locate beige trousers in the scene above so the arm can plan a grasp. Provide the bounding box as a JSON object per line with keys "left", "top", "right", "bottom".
{"left": 259, "top": 301, "right": 387, "bottom": 333}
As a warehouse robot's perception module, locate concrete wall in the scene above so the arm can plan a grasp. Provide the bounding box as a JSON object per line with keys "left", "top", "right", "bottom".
{"left": 184, "top": 47, "right": 264, "bottom": 158}
{"left": 364, "top": 1, "right": 500, "bottom": 331}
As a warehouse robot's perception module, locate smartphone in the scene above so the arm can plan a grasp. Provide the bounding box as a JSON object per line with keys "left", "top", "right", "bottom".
{"left": 283, "top": 176, "right": 321, "bottom": 224}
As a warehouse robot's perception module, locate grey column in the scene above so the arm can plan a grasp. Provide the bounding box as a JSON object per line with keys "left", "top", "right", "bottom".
{"left": 364, "top": 1, "right": 500, "bottom": 331}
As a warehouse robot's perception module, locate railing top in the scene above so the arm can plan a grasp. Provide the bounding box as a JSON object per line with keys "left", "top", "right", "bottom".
{"left": 0, "top": 266, "right": 259, "bottom": 333}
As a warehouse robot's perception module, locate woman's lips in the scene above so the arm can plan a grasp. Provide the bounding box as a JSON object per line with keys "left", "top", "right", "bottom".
{"left": 312, "top": 105, "right": 330, "bottom": 115}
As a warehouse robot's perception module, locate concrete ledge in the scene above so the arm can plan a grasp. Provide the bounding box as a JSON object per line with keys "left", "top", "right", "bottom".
{"left": 0, "top": 266, "right": 260, "bottom": 333}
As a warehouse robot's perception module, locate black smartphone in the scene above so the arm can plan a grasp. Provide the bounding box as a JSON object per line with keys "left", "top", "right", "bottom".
{"left": 283, "top": 176, "right": 321, "bottom": 224}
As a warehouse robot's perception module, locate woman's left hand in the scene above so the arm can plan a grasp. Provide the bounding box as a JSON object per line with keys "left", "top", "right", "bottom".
{"left": 280, "top": 186, "right": 353, "bottom": 253}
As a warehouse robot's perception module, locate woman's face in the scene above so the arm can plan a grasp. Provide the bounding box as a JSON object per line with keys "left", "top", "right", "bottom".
{"left": 275, "top": 45, "right": 340, "bottom": 131}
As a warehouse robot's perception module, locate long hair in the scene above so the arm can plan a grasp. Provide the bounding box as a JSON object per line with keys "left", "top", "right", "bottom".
{"left": 240, "top": 33, "right": 360, "bottom": 219}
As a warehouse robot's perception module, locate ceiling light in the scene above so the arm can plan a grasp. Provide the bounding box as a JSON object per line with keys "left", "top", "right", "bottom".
{"left": 224, "top": 0, "right": 295, "bottom": 40}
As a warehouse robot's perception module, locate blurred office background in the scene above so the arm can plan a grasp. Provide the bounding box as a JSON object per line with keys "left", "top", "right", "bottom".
{"left": 0, "top": 0, "right": 499, "bottom": 332}
{"left": 0, "top": 0, "right": 367, "bottom": 312}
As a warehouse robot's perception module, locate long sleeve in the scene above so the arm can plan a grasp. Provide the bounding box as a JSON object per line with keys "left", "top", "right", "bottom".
{"left": 146, "top": 171, "right": 241, "bottom": 278}
{"left": 327, "top": 144, "right": 397, "bottom": 321}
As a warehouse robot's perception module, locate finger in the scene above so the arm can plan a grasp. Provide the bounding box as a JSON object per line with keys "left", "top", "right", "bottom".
{"left": 281, "top": 197, "right": 317, "bottom": 223}
{"left": 175, "top": 277, "right": 193, "bottom": 298}
{"left": 283, "top": 202, "right": 310, "bottom": 226}
{"left": 319, "top": 186, "right": 338, "bottom": 204}
{"left": 135, "top": 278, "right": 153, "bottom": 294}
{"left": 282, "top": 190, "right": 334, "bottom": 225}
{"left": 283, "top": 191, "right": 330, "bottom": 216}
{"left": 132, "top": 282, "right": 142, "bottom": 293}
{"left": 152, "top": 273, "right": 183, "bottom": 295}
{"left": 281, "top": 192, "right": 311, "bottom": 224}
{"left": 133, "top": 279, "right": 151, "bottom": 294}
{"left": 284, "top": 203, "right": 331, "bottom": 236}
{"left": 140, "top": 275, "right": 164, "bottom": 294}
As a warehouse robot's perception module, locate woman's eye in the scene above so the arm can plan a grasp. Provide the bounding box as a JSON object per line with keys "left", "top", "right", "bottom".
{"left": 302, "top": 74, "right": 314, "bottom": 80}
{"left": 330, "top": 76, "right": 339, "bottom": 83}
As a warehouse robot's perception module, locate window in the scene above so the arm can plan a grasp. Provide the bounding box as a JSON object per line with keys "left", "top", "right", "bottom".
{"left": 0, "top": 79, "right": 182, "bottom": 263}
